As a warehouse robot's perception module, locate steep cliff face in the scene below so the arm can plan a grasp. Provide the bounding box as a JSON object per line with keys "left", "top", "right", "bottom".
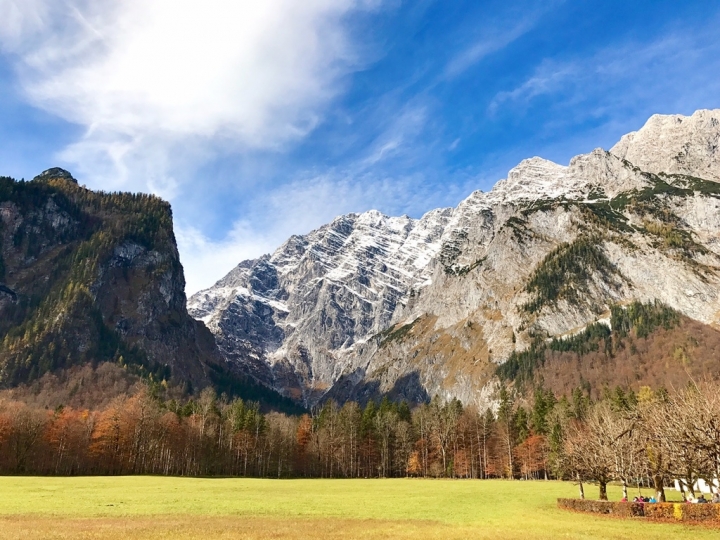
{"left": 189, "top": 209, "right": 453, "bottom": 403}
{"left": 189, "top": 109, "right": 720, "bottom": 407}
{"left": 0, "top": 169, "right": 223, "bottom": 391}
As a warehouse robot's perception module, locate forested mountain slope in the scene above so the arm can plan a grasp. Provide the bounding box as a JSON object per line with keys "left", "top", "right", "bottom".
{"left": 190, "top": 109, "right": 720, "bottom": 408}
{"left": 497, "top": 301, "right": 720, "bottom": 397}
{"left": 0, "top": 169, "right": 299, "bottom": 411}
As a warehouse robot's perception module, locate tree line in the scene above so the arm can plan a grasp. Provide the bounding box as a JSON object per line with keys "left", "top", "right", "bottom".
{"left": 0, "top": 383, "right": 561, "bottom": 478}
{"left": 1, "top": 380, "right": 718, "bottom": 491}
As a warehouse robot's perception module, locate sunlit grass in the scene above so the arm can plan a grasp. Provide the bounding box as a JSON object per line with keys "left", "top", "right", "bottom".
{"left": 0, "top": 477, "right": 714, "bottom": 539}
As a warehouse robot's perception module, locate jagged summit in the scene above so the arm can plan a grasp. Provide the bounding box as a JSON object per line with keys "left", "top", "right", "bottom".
{"left": 611, "top": 109, "right": 720, "bottom": 181}
{"left": 478, "top": 148, "right": 649, "bottom": 206}
{"left": 189, "top": 110, "right": 720, "bottom": 407}
{"left": 33, "top": 167, "right": 78, "bottom": 184}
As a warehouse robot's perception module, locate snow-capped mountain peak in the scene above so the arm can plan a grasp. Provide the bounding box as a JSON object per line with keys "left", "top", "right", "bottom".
{"left": 189, "top": 110, "right": 720, "bottom": 407}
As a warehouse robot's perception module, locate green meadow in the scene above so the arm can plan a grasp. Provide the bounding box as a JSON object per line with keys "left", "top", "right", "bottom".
{"left": 0, "top": 477, "right": 715, "bottom": 539}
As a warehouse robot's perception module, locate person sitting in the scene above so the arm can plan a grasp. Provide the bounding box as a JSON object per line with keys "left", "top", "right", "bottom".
{"left": 712, "top": 492, "right": 720, "bottom": 504}
{"left": 621, "top": 496, "right": 628, "bottom": 502}
{"left": 697, "top": 494, "right": 707, "bottom": 504}
{"left": 648, "top": 496, "right": 657, "bottom": 503}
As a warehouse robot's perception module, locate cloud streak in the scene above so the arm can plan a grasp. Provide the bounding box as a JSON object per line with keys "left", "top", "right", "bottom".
{"left": 445, "top": 19, "right": 534, "bottom": 78}
{"left": 443, "top": 1, "right": 563, "bottom": 78}
{"left": 489, "top": 27, "right": 720, "bottom": 120}
{"left": 0, "top": 0, "right": 379, "bottom": 193}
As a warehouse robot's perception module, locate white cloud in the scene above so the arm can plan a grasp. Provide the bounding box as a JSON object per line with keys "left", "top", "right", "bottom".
{"left": 488, "top": 58, "right": 577, "bottom": 113}
{"left": 361, "top": 104, "right": 428, "bottom": 166}
{"left": 0, "top": 0, "right": 378, "bottom": 192}
{"left": 0, "top": 1, "right": 49, "bottom": 49}
{"left": 176, "top": 220, "right": 273, "bottom": 297}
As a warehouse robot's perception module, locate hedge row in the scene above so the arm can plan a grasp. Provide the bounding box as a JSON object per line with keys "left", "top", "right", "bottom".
{"left": 557, "top": 499, "right": 720, "bottom": 523}
{"left": 557, "top": 499, "right": 645, "bottom": 517}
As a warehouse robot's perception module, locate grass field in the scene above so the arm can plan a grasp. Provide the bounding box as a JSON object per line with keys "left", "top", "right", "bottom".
{"left": 0, "top": 477, "right": 716, "bottom": 539}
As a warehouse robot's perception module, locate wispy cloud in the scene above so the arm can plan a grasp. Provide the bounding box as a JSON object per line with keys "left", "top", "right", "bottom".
{"left": 488, "top": 58, "right": 577, "bottom": 113}
{"left": 0, "top": 0, "right": 381, "bottom": 194}
{"left": 489, "top": 26, "right": 720, "bottom": 121}
{"left": 361, "top": 104, "right": 428, "bottom": 166}
{"left": 445, "top": 19, "right": 534, "bottom": 78}
{"left": 444, "top": 2, "right": 562, "bottom": 78}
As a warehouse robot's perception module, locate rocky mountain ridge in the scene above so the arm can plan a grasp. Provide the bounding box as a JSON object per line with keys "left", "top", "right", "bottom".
{"left": 189, "top": 109, "right": 720, "bottom": 407}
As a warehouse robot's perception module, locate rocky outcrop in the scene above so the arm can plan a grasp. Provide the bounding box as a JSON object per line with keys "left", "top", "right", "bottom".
{"left": 611, "top": 110, "right": 720, "bottom": 182}
{"left": 189, "top": 109, "right": 720, "bottom": 408}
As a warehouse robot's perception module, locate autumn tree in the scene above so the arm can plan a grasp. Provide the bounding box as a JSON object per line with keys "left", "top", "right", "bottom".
{"left": 515, "top": 434, "right": 548, "bottom": 480}
{"left": 563, "top": 403, "right": 615, "bottom": 500}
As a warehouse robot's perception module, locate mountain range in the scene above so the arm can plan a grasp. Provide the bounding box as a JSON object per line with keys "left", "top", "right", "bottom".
{"left": 188, "top": 109, "right": 720, "bottom": 408}
{"left": 2, "top": 110, "right": 719, "bottom": 411}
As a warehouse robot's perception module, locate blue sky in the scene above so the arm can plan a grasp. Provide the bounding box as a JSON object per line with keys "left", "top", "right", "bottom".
{"left": 1, "top": 0, "right": 719, "bottom": 293}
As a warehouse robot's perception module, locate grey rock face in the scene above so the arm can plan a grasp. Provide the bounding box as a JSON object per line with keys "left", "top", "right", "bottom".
{"left": 189, "top": 109, "right": 720, "bottom": 408}
{"left": 611, "top": 110, "right": 720, "bottom": 181}
{"left": 94, "top": 236, "right": 221, "bottom": 385}
{"left": 34, "top": 168, "right": 78, "bottom": 184}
